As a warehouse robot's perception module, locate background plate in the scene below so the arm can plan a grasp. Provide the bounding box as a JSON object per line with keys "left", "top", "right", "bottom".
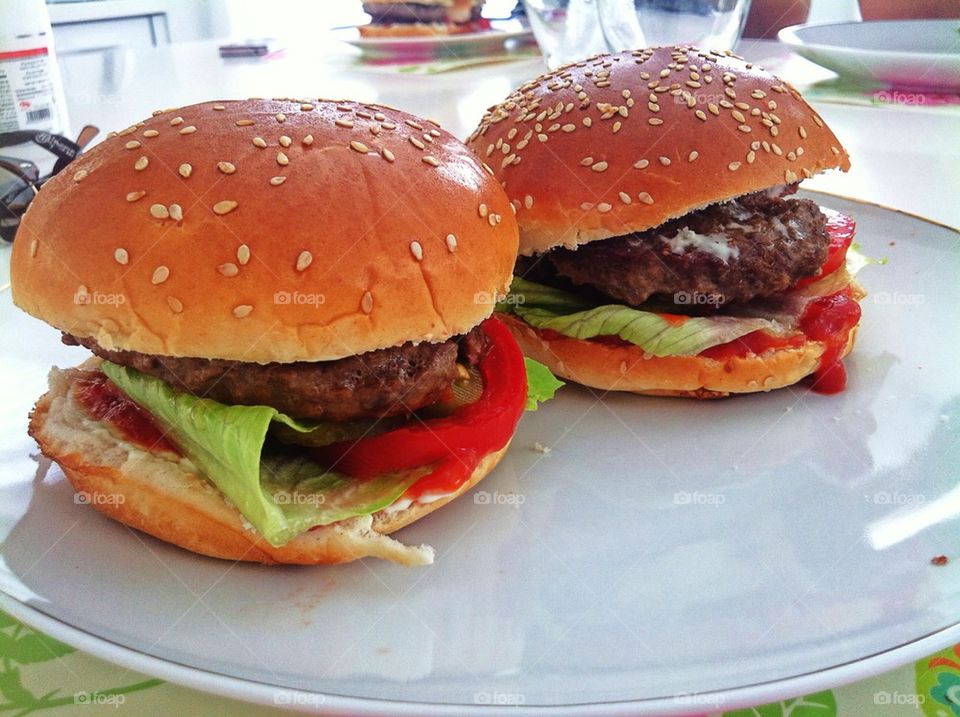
{"left": 337, "top": 21, "right": 533, "bottom": 57}
{"left": 779, "top": 20, "right": 960, "bottom": 91}
{"left": 1, "top": 193, "right": 959, "bottom": 715}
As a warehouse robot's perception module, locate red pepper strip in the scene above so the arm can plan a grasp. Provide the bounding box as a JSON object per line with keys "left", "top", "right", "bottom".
{"left": 313, "top": 317, "right": 527, "bottom": 484}
{"left": 794, "top": 211, "right": 856, "bottom": 289}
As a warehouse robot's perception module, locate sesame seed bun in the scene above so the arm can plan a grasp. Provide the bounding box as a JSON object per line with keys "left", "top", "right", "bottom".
{"left": 12, "top": 99, "right": 517, "bottom": 363}
{"left": 499, "top": 311, "right": 860, "bottom": 397}
{"left": 29, "top": 361, "right": 509, "bottom": 566}
{"left": 466, "top": 46, "right": 850, "bottom": 256}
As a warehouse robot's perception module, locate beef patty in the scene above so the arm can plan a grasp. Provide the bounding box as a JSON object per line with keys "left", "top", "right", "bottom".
{"left": 362, "top": 2, "right": 481, "bottom": 25}
{"left": 520, "top": 186, "right": 829, "bottom": 306}
{"left": 65, "top": 328, "right": 490, "bottom": 422}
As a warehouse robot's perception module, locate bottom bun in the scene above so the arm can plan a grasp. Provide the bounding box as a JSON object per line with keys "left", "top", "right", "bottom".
{"left": 358, "top": 22, "right": 475, "bottom": 37}
{"left": 29, "top": 363, "right": 507, "bottom": 566}
{"left": 499, "top": 313, "right": 859, "bottom": 398}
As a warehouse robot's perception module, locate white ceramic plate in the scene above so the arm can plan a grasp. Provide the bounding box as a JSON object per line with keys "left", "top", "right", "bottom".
{"left": 779, "top": 20, "right": 960, "bottom": 91}
{"left": 1, "top": 192, "right": 959, "bottom": 715}
{"left": 338, "top": 20, "right": 533, "bottom": 57}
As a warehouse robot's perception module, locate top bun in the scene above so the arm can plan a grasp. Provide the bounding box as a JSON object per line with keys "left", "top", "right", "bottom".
{"left": 466, "top": 46, "right": 850, "bottom": 256}
{"left": 12, "top": 99, "right": 518, "bottom": 363}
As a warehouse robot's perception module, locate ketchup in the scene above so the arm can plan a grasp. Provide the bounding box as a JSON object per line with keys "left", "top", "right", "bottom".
{"left": 73, "top": 372, "right": 180, "bottom": 455}
{"left": 798, "top": 290, "right": 862, "bottom": 394}
{"left": 699, "top": 330, "right": 806, "bottom": 361}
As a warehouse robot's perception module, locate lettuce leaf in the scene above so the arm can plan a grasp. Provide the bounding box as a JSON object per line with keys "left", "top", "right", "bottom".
{"left": 101, "top": 362, "right": 428, "bottom": 546}
{"left": 524, "top": 358, "right": 564, "bottom": 410}
{"left": 515, "top": 305, "right": 785, "bottom": 357}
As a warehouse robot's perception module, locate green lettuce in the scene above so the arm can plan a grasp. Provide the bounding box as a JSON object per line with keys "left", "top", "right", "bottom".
{"left": 524, "top": 357, "right": 564, "bottom": 410}
{"left": 102, "top": 362, "right": 429, "bottom": 546}
{"left": 101, "top": 352, "right": 560, "bottom": 546}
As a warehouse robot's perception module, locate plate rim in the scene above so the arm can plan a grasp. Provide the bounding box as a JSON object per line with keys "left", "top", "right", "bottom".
{"left": 2, "top": 192, "right": 959, "bottom": 714}
{"left": 779, "top": 19, "right": 960, "bottom": 61}
{"left": 337, "top": 23, "right": 532, "bottom": 49}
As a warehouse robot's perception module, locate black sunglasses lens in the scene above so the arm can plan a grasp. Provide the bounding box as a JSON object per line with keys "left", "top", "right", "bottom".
{"left": 0, "top": 166, "right": 36, "bottom": 243}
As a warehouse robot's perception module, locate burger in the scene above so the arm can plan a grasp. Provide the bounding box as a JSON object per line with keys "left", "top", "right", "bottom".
{"left": 467, "top": 46, "right": 867, "bottom": 397}
{"left": 12, "top": 98, "right": 560, "bottom": 566}
{"left": 360, "top": 0, "right": 489, "bottom": 37}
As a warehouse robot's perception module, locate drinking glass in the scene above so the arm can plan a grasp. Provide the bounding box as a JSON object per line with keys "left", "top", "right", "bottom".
{"left": 522, "top": 0, "right": 612, "bottom": 68}
{"left": 597, "top": 0, "right": 752, "bottom": 53}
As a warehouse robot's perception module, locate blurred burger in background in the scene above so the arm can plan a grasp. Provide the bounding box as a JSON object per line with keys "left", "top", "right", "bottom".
{"left": 360, "top": 0, "right": 490, "bottom": 37}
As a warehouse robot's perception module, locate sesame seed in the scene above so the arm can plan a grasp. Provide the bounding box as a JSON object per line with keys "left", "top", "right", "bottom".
{"left": 361, "top": 291, "right": 374, "bottom": 314}
{"left": 409, "top": 136, "right": 425, "bottom": 150}
{"left": 143, "top": 129, "right": 159, "bottom": 138}
{"left": 275, "top": 113, "right": 286, "bottom": 123}
{"left": 296, "top": 250, "right": 313, "bottom": 272}
{"left": 747, "top": 150, "right": 756, "bottom": 164}
{"left": 770, "top": 125, "right": 779, "bottom": 137}
{"left": 29, "top": 238, "right": 38, "bottom": 257}
{"left": 149, "top": 203, "right": 169, "bottom": 219}
{"left": 126, "top": 190, "right": 146, "bottom": 202}
{"left": 125, "top": 140, "right": 141, "bottom": 150}
{"left": 422, "top": 156, "right": 439, "bottom": 167}
{"left": 233, "top": 305, "right": 253, "bottom": 318}
{"left": 410, "top": 240, "right": 424, "bottom": 261}
{"left": 708, "top": 103, "right": 720, "bottom": 116}
{"left": 166, "top": 296, "right": 183, "bottom": 314}
{"left": 728, "top": 161, "right": 742, "bottom": 171}
{"left": 170, "top": 116, "right": 184, "bottom": 126}
{"left": 580, "top": 156, "right": 593, "bottom": 166}
{"left": 405, "top": 119, "right": 424, "bottom": 130}
{"left": 382, "top": 148, "right": 395, "bottom": 162}
{"left": 302, "top": 134, "right": 314, "bottom": 146}
{"left": 738, "top": 124, "right": 752, "bottom": 133}
{"left": 597, "top": 202, "right": 612, "bottom": 213}
{"left": 445, "top": 233, "right": 457, "bottom": 252}
{"left": 349, "top": 141, "right": 368, "bottom": 154}
{"left": 479, "top": 203, "right": 488, "bottom": 218}
{"left": 114, "top": 248, "right": 129, "bottom": 265}
{"left": 637, "top": 192, "right": 654, "bottom": 204}
{"left": 277, "top": 151, "right": 289, "bottom": 165}
{"left": 751, "top": 140, "right": 761, "bottom": 150}
{"left": 73, "top": 169, "right": 88, "bottom": 182}
{"left": 785, "top": 169, "right": 798, "bottom": 183}
{"left": 382, "top": 122, "right": 397, "bottom": 130}
{"left": 799, "top": 126, "right": 808, "bottom": 139}
{"left": 488, "top": 213, "right": 498, "bottom": 226}
{"left": 213, "top": 103, "right": 226, "bottom": 111}
{"left": 134, "top": 156, "right": 149, "bottom": 171}
{"left": 217, "top": 263, "right": 239, "bottom": 277}
{"left": 213, "top": 200, "right": 238, "bottom": 215}
{"left": 580, "top": 202, "right": 594, "bottom": 211}
{"left": 648, "top": 117, "right": 664, "bottom": 126}
{"left": 177, "top": 163, "right": 192, "bottom": 178}
{"left": 300, "top": 103, "right": 314, "bottom": 111}
{"left": 591, "top": 161, "right": 608, "bottom": 172}
{"left": 279, "top": 135, "right": 291, "bottom": 148}
{"left": 772, "top": 143, "right": 783, "bottom": 155}
{"left": 237, "top": 245, "right": 250, "bottom": 265}
{"left": 335, "top": 118, "right": 353, "bottom": 128}
{"left": 236, "top": 119, "right": 255, "bottom": 127}
{"left": 688, "top": 150, "right": 699, "bottom": 162}
{"left": 732, "top": 110, "right": 746, "bottom": 123}
{"left": 151, "top": 265, "right": 170, "bottom": 284}
{"left": 735, "top": 102, "right": 750, "bottom": 111}
{"left": 269, "top": 176, "right": 286, "bottom": 186}
{"left": 524, "top": 195, "right": 534, "bottom": 209}
{"left": 814, "top": 115, "right": 825, "bottom": 127}
{"left": 634, "top": 159, "right": 649, "bottom": 169}
{"left": 582, "top": 117, "right": 592, "bottom": 127}
{"left": 249, "top": 138, "right": 266, "bottom": 151}
{"left": 169, "top": 204, "right": 183, "bottom": 221}
{"left": 695, "top": 109, "right": 707, "bottom": 121}
{"left": 658, "top": 156, "right": 671, "bottom": 166}
{"left": 619, "top": 191, "right": 632, "bottom": 204}
{"left": 179, "top": 125, "right": 197, "bottom": 135}
{"left": 217, "top": 161, "right": 236, "bottom": 174}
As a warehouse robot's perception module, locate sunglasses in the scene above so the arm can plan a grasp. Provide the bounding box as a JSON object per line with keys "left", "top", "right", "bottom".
{"left": 0, "top": 126, "right": 99, "bottom": 243}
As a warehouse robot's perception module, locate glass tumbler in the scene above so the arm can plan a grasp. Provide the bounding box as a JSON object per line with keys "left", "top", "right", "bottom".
{"left": 522, "top": 0, "right": 613, "bottom": 68}
{"left": 597, "top": 0, "right": 752, "bottom": 53}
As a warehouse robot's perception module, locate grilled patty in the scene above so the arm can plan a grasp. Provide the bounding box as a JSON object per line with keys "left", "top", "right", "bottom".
{"left": 520, "top": 186, "right": 830, "bottom": 306}
{"left": 362, "top": 2, "right": 482, "bottom": 25}
{"left": 64, "top": 327, "right": 490, "bottom": 422}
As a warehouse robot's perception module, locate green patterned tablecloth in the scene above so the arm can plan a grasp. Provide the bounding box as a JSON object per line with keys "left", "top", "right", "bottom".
{"left": 1, "top": 610, "right": 958, "bottom": 715}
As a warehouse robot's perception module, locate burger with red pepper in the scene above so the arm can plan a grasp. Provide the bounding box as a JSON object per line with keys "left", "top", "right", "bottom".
{"left": 468, "top": 46, "right": 866, "bottom": 397}
{"left": 12, "top": 98, "right": 560, "bottom": 566}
